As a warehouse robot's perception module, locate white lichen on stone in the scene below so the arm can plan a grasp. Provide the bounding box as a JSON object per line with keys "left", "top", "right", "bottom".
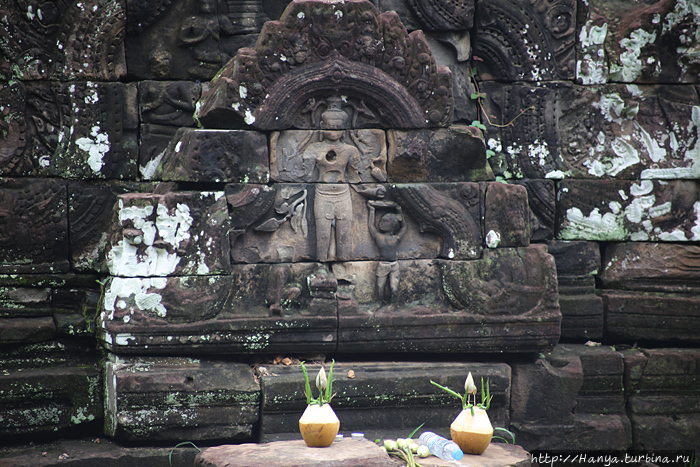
{"left": 609, "top": 28, "right": 657, "bottom": 82}
{"left": 75, "top": 125, "right": 110, "bottom": 174}
{"left": 577, "top": 21, "right": 608, "bottom": 84}
{"left": 104, "top": 277, "right": 168, "bottom": 319}
{"left": 107, "top": 200, "right": 194, "bottom": 277}
{"left": 139, "top": 151, "right": 165, "bottom": 180}
{"left": 485, "top": 230, "right": 501, "bottom": 248}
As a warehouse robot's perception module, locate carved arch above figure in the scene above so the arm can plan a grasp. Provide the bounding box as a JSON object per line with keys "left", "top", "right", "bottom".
{"left": 195, "top": 0, "right": 453, "bottom": 130}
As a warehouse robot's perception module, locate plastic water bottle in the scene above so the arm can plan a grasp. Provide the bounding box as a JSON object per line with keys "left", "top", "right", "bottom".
{"left": 418, "top": 431, "right": 464, "bottom": 461}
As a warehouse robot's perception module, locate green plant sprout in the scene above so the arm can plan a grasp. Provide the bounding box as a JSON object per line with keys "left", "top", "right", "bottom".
{"left": 168, "top": 441, "right": 201, "bottom": 467}
{"left": 431, "top": 372, "right": 493, "bottom": 416}
{"left": 468, "top": 59, "right": 534, "bottom": 129}
{"left": 300, "top": 359, "right": 335, "bottom": 405}
{"left": 492, "top": 427, "right": 516, "bottom": 444}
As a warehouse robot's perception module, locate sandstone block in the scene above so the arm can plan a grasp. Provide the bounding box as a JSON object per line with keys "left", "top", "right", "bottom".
{"left": 601, "top": 243, "right": 700, "bottom": 293}
{"left": 196, "top": 439, "right": 394, "bottom": 467}
{"left": 515, "top": 180, "right": 555, "bottom": 241}
{"left": 98, "top": 268, "right": 338, "bottom": 355}
{"left": 228, "top": 183, "right": 481, "bottom": 263}
{"left": 0, "top": 179, "right": 69, "bottom": 273}
{"left": 603, "top": 291, "right": 700, "bottom": 344}
{"left": 3, "top": 81, "right": 138, "bottom": 179}
{"left": 153, "top": 129, "right": 270, "bottom": 183}
{"left": 0, "top": 0, "right": 126, "bottom": 81}
{"left": 339, "top": 248, "right": 560, "bottom": 354}
{"left": 106, "top": 191, "right": 231, "bottom": 277}
{"left": 624, "top": 348, "right": 700, "bottom": 449}
{"left": 484, "top": 183, "right": 530, "bottom": 248}
{"left": 578, "top": 0, "right": 700, "bottom": 84}
{"left": 482, "top": 83, "right": 700, "bottom": 181}
{"left": 104, "top": 355, "right": 259, "bottom": 441}
{"left": 0, "top": 342, "right": 102, "bottom": 440}
{"left": 557, "top": 180, "right": 700, "bottom": 242}
{"left": 387, "top": 126, "right": 491, "bottom": 183}
{"left": 195, "top": 2, "right": 452, "bottom": 129}
{"left": 472, "top": 0, "right": 575, "bottom": 81}
{"left": 511, "top": 345, "right": 631, "bottom": 451}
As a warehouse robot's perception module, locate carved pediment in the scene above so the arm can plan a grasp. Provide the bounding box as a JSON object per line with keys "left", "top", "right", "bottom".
{"left": 195, "top": 0, "right": 453, "bottom": 130}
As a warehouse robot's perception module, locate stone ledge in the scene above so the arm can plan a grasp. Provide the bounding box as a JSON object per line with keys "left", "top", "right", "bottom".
{"left": 195, "top": 439, "right": 530, "bottom": 467}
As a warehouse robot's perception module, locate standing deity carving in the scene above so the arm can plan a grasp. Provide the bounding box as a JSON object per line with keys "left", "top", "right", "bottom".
{"left": 299, "top": 98, "right": 362, "bottom": 261}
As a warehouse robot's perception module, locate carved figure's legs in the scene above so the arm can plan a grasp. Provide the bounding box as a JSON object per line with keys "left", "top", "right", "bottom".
{"left": 315, "top": 216, "right": 333, "bottom": 262}
{"left": 335, "top": 218, "right": 352, "bottom": 261}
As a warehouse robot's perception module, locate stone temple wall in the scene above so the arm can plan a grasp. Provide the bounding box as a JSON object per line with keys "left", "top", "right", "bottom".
{"left": 1, "top": 0, "right": 699, "bottom": 455}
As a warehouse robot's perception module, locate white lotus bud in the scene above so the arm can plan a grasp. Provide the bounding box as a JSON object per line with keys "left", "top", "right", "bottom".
{"left": 465, "top": 372, "right": 477, "bottom": 395}
{"left": 316, "top": 366, "right": 327, "bottom": 391}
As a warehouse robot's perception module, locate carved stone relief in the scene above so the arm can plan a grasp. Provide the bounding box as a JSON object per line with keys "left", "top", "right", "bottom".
{"left": 195, "top": 0, "right": 453, "bottom": 129}
{"left": 472, "top": 0, "right": 576, "bottom": 81}
{"left": 106, "top": 191, "right": 231, "bottom": 277}
{"left": 407, "top": 0, "right": 475, "bottom": 31}
{"left": 1, "top": 81, "right": 138, "bottom": 179}
{"left": 0, "top": 0, "right": 126, "bottom": 81}
{"left": 152, "top": 128, "right": 270, "bottom": 183}
{"left": 0, "top": 179, "right": 70, "bottom": 274}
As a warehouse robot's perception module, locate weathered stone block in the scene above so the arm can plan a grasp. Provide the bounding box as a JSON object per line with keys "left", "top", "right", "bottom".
{"left": 557, "top": 180, "right": 700, "bottom": 242}
{"left": 515, "top": 180, "right": 555, "bottom": 241}
{"left": 0, "top": 342, "right": 102, "bottom": 440}
{"left": 558, "top": 278, "right": 604, "bottom": 341}
{"left": 484, "top": 183, "right": 529, "bottom": 248}
{"left": 69, "top": 182, "right": 159, "bottom": 273}
{"left": 511, "top": 345, "right": 631, "bottom": 451}
{"left": 0, "top": 317, "right": 56, "bottom": 345}
{"left": 196, "top": 439, "right": 394, "bottom": 467}
{"left": 557, "top": 84, "right": 700, "bottom": 179}
{"left": 338, "top": 247, "right": 561, "bottom": 354}
{"left": 601, "top": 243, "right": 700, "bottom": 293}
{"left": 473, "top": 0, "right": 576, "bottom": 81}
{"left": 480, "top": 82, "right": 568, "bottom": 180}
{"left": 547, "top": 241, "right": 601, "bottom": 276}
{"left": 153, "top": 128, "right": 270, "bottom": 183}
{"left": 547, "top": 241, "right": 603, "bottom": 340}
{"left": 387, "top": 126, "right": 492, "bottom": 182}
{"left": 106, "top": 191, "right": 231, "bottom": 277}
{"left": 125, "top": 0, "right": 225, "bottom": 80}
{"left": 138, "top": 81, "right": 201, "bottom": 127}
{"left": 0, "top": 0, "right": 126, "bottom": 81}
{"left": 53, "top": 288, "right": 100, "bottom": 337}
{"left": 228, "top": 183, "right": 481, "bottom": 263}
{"left": 0, "top": 178, "right": 69, "bottom": 273}
{"left": 104, "top": 355, "right": 259, "bottom": 441}
{"left": 259, "top": 362, "right": 510, "bottom": 437}
{"left": 578, "top": 0, "right": 700, "bottom": 84}
{"left": 482, "top": 83, "right": 700, "bottom": 181}
{"left": 0, "top": 287, "right": 52, "bottom": 318}
{"left": 98, "top": 266, "right": 338, "bottom": 355}
{"left": 196, "top": 1, "right": 453, "bottom": 129}
{"left": 2, "top": 81, "right": 138, "bottom": 178}
{"left": 603, "top": 291, "right": 700, "bottom": 344}
{"left": 624, "top": 349, "right": 700, "bottom": 449}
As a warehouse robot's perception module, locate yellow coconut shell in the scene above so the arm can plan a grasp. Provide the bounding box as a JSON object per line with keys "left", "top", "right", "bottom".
{"left": 299, "top": 403, "right": 340, "bottom": 447}
{"left": 450, "top": 407, "right": 494, "bottom": 455}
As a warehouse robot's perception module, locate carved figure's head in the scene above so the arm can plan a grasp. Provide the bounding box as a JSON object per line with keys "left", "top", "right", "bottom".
{"left": 378, "top": 213, "right": 401, "bottom": 234}
{"left": 320, "top": 97, "right": 349, "bottom": 141}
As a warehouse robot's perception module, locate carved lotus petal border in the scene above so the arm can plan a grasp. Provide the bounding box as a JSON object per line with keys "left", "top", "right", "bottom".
{"left": 196, "top": 0, "right": 453, "bottom": 130}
